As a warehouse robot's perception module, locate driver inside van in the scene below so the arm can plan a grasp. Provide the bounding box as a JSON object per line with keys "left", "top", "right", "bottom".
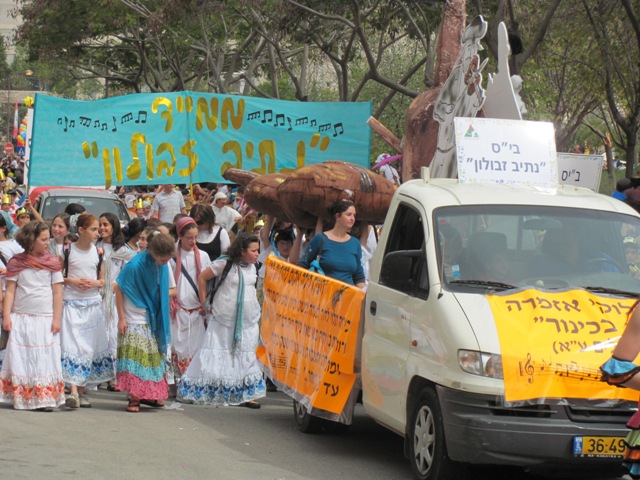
{"left": 530, "top": 225, "right": 621, "bottom": 277}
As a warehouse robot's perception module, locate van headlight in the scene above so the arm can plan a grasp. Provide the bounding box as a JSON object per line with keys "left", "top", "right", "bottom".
{"left": 458, "top": 350, "right": 503, "bottom": 379}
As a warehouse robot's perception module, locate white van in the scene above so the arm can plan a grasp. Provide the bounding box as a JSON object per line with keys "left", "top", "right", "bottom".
{"left": 357, "top": 176, "right": 639, "bottom": 478}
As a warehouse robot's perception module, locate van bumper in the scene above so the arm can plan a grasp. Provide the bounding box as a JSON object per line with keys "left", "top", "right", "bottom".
{"left": 437, "top": 385, "right": 633, "bottom": 467}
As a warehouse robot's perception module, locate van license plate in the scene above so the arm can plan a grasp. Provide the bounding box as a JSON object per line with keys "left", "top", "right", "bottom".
{"left": 573, "top": 436, "right": 626, "bottom": 458}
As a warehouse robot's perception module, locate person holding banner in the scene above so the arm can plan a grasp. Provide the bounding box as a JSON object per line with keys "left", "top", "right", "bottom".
{"left": 169, "top": 217, "right": 211, "bottom": 381}
{"left": 297, "top": 200, "right": 366, "bottom": 289}
{"left": 177, "top": 232, "right": 265, "bottom": 408}
{"left": 601, "top": 300, "right": 640, "bottom": 478}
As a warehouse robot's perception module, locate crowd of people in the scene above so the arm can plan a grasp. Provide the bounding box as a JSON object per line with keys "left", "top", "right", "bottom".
{"left": 0, "top": 174, "right": 379, "bottom": 413}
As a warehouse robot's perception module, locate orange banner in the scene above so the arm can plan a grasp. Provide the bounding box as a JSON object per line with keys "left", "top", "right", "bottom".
{"left": 257, "top": 256, "right": 364, "bottom": 414}
{"left": 489, "top": 289, "right": 638, "bottom": 402}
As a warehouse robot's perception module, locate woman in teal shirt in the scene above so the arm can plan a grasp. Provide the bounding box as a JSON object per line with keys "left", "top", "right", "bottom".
{"left": 298, "top": 200, "right": 366, "bottom": 288}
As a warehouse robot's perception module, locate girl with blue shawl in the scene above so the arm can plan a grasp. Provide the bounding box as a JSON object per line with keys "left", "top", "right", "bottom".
{"left": 178, "top": 233, "right": 266, "bottom": 408}
{"left": 114, "top": 231, "right": 176, "bottom": 413}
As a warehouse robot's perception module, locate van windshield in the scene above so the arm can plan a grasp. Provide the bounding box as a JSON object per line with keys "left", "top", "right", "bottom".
{"left": 42, "top": 195, "right": 130, "bottom": 224}
{"left": 435, "top": 205, "right": 640, "bottom": 296}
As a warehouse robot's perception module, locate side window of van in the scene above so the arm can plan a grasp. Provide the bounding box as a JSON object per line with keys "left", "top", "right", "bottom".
{"left": 381, "top": 204, "right": 428, "bottom": 299}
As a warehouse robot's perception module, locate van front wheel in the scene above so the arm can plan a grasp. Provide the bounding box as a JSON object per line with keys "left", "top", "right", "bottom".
{"left": 293, "top": 400, "right": 324, "bottom": 434}
{"left": 408, "top": 387, "right": 463, "bottom": 480}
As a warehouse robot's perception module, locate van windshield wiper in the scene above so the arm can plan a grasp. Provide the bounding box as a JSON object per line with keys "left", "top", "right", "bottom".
{"left": 449, "top": 280, "right": 517, "bottom": 291}
{"left": 582, "top": 286, "right": 639, "bottom": 298}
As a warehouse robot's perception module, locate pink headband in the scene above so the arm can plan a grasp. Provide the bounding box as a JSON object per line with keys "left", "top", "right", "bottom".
{"left": 176, "top": 217, "right": 197, "bottom": 235}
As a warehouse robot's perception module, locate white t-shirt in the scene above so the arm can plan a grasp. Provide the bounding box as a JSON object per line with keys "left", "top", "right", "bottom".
{"left": 0, "top": 239, "right": 24, "bottom": 264}
{"left": 120, "top": 263, "right": 176, "bottom": 325}
{"left": 171, "top": 248, "right": 211, "bottom": 309}
{"left": 63, "top": 243, "right": 101, "bottom": 300}
{"left": 212, "top": 205, "right": 241, "bottom": 232}
{"left": 151, "top": 190, "right": 185, "bottom": 223}
{"left": 8, "top": 268, "right": 64, "bottom": 315}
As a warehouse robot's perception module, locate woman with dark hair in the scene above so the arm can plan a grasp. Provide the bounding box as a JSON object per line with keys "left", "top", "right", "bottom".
{"left": 97, "top": 212, "right": 125, "bottom": 255}
{"left": 297, "top": 200, "right": 366, "bottom": 288}
{"left": 190, "top": 203, "right": 230, "bottom": 261}
{"left": 178, "top": 232, "right": 265, "bottom": 408}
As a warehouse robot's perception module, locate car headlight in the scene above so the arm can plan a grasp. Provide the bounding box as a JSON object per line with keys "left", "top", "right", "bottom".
{"left": 458, "top": 350, "right": 503, "bottom": 379}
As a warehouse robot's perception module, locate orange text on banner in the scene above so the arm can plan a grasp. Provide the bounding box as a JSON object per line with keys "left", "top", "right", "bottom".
{"left": 488, "top": 289, "right": 638, "bottom": 403}
{"left": 257, "top": 256, "right": 364, "bottom": 415}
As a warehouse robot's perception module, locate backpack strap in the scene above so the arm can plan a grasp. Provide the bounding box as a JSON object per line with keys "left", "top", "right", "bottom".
{"left": 207, "top": 259, "right": 233, "bottom": 304}
{"left": 96, "top": 248, "right": 104, "bottom": 279}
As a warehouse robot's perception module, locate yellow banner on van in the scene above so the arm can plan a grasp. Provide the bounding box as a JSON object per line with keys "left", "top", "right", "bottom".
{"left": 488, "top": 289, "right": 637, "bottom": 402}
{"left": 257, "top": 256, "right": 364, "bottom": 414}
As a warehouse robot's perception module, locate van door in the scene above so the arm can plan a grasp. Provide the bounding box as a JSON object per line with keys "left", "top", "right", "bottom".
{"left": 362, "top": 200, "right": 428, "bottom": 433}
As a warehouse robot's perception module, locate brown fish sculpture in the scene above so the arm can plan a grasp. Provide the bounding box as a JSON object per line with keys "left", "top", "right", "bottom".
{"left": 222, "top": 168, "right": 259, "bottom": 187}
{"left": 244, "top": 172, "right": 292, "bottom": 221}
{"left": 276, "top": 161, "right": 396, "bottom": 229}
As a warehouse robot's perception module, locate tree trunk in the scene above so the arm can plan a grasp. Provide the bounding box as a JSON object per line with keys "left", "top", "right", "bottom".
{"left": 626, "top": 132, "right": 637, "bottom": 178}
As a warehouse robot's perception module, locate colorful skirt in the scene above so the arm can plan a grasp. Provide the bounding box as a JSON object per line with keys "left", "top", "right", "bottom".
{"left": 0, "top": 313, "right": 66, "bottom": 410}
{"left": 601, "top": 357, "right": 640, "bottom": 478}
{"left": 170, "top": 307, "right": 206, "bottom": 379}
{"left": 177, "top": 314, "right": 266, "bottom": 406}
{"left": 116, "top": 323, "right": 168, "bottom": 400}
{"left": 60, "top": 297, "right": 115, "bottom": 386}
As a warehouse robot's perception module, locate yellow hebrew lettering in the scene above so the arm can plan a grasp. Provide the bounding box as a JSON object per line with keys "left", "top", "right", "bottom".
{"left": 177, "top": 95, "right": 194, "bottom": 114}
{"left": 113, "top": 148, "right": 123, "bottom": 183}
{"left": 195, "top": 97, "right": 219, "bottom": 131}
{"left": 245, "top": 141, "right": 255, "bottom": 159}
{"left": 102, "top": 148, "right": 113, "bottom": 189}
{"left": 127, "top": 133, "right": 145, "bottom": 180}
{"left": 221, "top": 140, "right": 242, "bottom": 174}
{"left": 156, "top": 143, "right": 176, "bottom": 177}
{"left": 281, "top": 140, "right": 307, "bottom": 173}
{"left": 145, "top": 143, "right": 154, "bottom": 180}
{"left": 251, "top": 139, "right": 276, "bottom": 174}
{"left": 178, "top": 140, "right": 198, "bottom": 176}
{"left": 151, "top": 97, "right": 174, "bottom": 132}
{"left": 221, "top": 97, "right": 244, "bottom": 130}
{"left": 82, "top": 141, "right": 95, "bottom": 158}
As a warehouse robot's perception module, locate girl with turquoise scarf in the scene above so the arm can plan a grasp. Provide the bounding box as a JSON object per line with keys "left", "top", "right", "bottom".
{"left": 114, "top": 231, "right": 177, "bottom": 413}
{"left": 178, "top": 232, "right": 266, "bottom": 408}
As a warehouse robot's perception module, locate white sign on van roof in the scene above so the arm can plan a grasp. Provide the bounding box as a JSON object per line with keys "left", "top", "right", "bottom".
{"left": 556, "top": 152, "right": 604, "bottom": 192}
{"left": 455, "top": 117, "right": 558, "bottom": 188}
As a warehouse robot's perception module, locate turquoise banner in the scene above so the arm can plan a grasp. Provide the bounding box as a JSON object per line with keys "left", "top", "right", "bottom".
{"left": 29, "top": 92, "right": 372, "bottom": 187}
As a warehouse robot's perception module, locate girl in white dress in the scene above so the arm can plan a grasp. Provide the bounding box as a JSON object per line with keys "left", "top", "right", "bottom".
{"left": 170, "top": 217, "right": 211, "bottom": 380}
{"left": 178, "top": 233, "right": 265, "bottom": 408}
{"left": 0, "top": 221, "right": 65, "bottom": 411}
{"left": 99, "top": 213, "right": 136, "bottom": 390}
{"left": 60, "top": 213, "right": 114, "bottom": 409}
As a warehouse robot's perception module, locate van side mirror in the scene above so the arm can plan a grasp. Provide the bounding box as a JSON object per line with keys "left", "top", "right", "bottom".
{"left": 380, "top": 249, "right": 423, "bottom": 293}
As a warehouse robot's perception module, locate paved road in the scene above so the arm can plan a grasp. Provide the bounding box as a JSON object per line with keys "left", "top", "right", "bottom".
{"left": 0, "top": 387, "right": 630, "bottom": 480}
